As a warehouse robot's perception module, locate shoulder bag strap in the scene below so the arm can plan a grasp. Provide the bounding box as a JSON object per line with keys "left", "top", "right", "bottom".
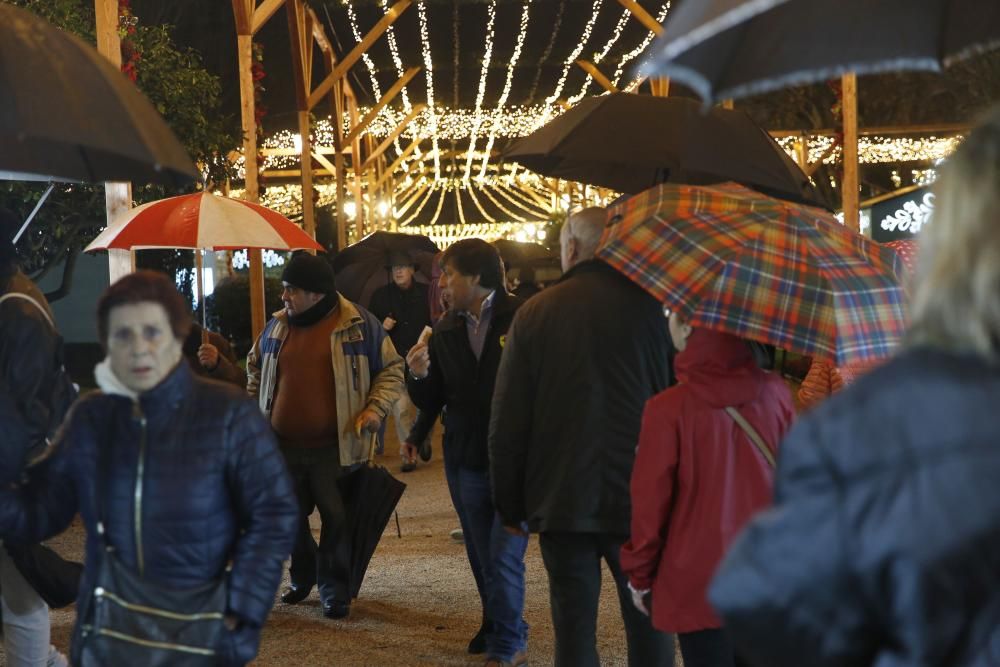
{"left": 0, "top": 292, "right": 55, "bottom": 329}
{"left": 724, "top": 406, "right": 776, "bottom": 469}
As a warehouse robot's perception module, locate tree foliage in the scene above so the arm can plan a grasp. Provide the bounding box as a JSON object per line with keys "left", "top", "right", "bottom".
{"left": 1, "top": 0, "right": 241, "bottom": 298}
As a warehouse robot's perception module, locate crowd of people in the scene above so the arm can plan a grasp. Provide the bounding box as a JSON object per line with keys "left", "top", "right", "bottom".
{"left": 1, "top": 106, "right": 1000, "bottom": 666}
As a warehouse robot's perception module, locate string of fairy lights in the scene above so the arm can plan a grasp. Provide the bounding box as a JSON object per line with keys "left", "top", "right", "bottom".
{"left": 544, "top": 0, "right": 604, "bottom": 109}
{"left": 477, "top": 0, "right": 533, "bottom": 180}
{"left": 462, "top": 0, "right": 498, "bottom": 182}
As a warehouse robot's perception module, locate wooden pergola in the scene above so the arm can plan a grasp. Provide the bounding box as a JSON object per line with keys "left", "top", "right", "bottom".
{"left": 88, "top": 0, "right": 901, "bottom": 341}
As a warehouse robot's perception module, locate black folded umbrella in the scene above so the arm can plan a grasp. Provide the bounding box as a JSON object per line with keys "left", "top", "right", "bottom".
{"left": 1, "top": 4, "right": 198, "bottom": 186}
{"left": 504, "top": 93, "right": 829, "bottom": 209}
{"left": 336, "top": 462, "right": 406, "bottom": 600}
{"left": 643, "top": 0, "right": 1000, "bottom": 104}
{"left": 332, "top": 231, "right": 440, "bottom": 309}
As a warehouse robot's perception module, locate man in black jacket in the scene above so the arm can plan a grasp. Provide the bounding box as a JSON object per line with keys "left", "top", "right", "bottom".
{"left": 369, "top": 250, "right": 431, "bottom": 471}
{"left": 489, "top": 207, "right": 675, "bottom": 667}
{"left": 406, "top": 239, "right": 528, "bottom": 667}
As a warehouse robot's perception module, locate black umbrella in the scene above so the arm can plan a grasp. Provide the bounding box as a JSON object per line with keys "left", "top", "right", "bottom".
{"left": 336, "top": 462, "right": 406, "bottom": 600}
{"left": 643, "top": 0, "right": 1000, "bottom": 104}
{"left": 492, "top": 239, "right": 555, "bottom": 268}
{"left": 503, "top": 93, "right": 828, "bottom": 209}
{"left": 0, "top": 4, "right": 198, "bottom": 186}
{"left": 332, "top": 231, "right": 440, "bottom": 308}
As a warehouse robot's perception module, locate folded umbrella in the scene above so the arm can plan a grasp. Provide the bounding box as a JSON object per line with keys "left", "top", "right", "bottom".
{"left": 0, "top": 4, "right": 198, "bottom": 186}
{"left": 643, "top": 0, "right": 1000, "bottom": 104}
{"left": 336, "top": 457, "right": 406, "bottom": 600}
{"left": 597, "top": 182, "right": 908, "bottom": 365}
{"left": 504, "top": 93, "right": 828, "bottom": 209}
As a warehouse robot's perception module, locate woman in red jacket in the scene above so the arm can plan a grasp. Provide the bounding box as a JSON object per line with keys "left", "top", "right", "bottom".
{"left": 620, "top": 315, "right": 795, "bottom": 667}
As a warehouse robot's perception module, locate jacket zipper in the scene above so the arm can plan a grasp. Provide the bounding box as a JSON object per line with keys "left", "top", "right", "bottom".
{"left": 133, "top": 402, "right": 147, "bottom": 577}
{"left": 351, "top": 355, "right": 360, "bottom": 391}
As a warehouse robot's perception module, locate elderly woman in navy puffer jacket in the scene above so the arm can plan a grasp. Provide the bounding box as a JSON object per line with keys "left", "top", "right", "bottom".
{"left": 0, "top": 271, "right": 298, "bottom": 666}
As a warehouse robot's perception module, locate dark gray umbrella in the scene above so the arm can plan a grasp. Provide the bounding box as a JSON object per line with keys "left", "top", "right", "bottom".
{"left": 0, "top": 4, "right": 198, "bottom": 186}
{"left": 504, "top": 93, "right": 828, "bottom": 209}
{"left": 643, "top": 0, "right": 1000, "bottom": 104}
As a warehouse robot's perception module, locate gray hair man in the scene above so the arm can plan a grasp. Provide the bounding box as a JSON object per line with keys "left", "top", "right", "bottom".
{"left": 490, "top": 206, "right": 676, "bottom": 667}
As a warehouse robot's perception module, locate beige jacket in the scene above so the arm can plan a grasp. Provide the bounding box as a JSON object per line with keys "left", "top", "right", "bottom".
{"left": 247, "top": 294, "right": 404, "bottom": 466}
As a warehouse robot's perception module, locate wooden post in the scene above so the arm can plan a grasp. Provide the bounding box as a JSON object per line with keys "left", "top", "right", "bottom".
{"left": 233, "top": 6, "right": 266, "bottom": 339}
{"left": 348, "top": 95, "right": 365, "bottom": 240}
{"left": 332, "top": 80, "right": 349, "bottom": 249}
{"left": 796, "top": 135, "right": 809, "bottom": 170}
{"left": 95, "top": 0, "right": 134, "bottom": 283}
{"left": 286, "top": 0, "right": 316, "bottom": 241}
{"left": 841, "top": 73, "right": 860, "bottom": 231}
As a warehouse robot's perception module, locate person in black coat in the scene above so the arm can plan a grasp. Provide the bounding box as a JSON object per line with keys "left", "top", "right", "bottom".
{"left": 369, "top": 250, "right": 431, "bottom": 471}
{"left": 489, "top": 207, "right": 676, "bottom": 667}
{"left": 0, "top": 271, "right": 298, "bottom": 666}
{"left": 709, "top": 105, "right": 1000, "bottom": 667}
{"left": 406, "top": 239, "right": 529, "bottom": 665}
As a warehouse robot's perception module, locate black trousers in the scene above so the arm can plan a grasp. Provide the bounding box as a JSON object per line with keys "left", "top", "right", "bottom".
{"left": 281, "top": 446, "right": 350, "bottom": 602}
{"left": 678, "top": 629, "right": 747, "bottom": 667}
{"left": 539, "top": 531, "right": 675, "bottom": 667}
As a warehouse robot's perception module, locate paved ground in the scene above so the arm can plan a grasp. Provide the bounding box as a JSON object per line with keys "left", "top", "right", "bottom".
{"left": 18, "top": 421, "right": 650, "bottom": 666}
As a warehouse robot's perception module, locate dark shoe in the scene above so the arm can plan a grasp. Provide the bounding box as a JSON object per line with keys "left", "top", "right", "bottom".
{"left": 401, "top": 457, "right": 417, "bottom": 473}
{"left": 280, "top": 584, "right": 312, "bottom": 605}
{"left": 418, "top": 438, "right": 432, "bottom": 462}
{"left": 467, "top": 622, "right": 490, "bottom": 655}
{"left": 322, "top": 599, "right": 350, "bottom": 619}
{"left": 485, "top": 651, "right": 527, "bottom": 667}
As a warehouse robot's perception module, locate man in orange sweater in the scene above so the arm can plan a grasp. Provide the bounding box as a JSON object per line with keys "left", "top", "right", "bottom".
{"left": 247, "top": 253, "right": 403, "bottom": 620}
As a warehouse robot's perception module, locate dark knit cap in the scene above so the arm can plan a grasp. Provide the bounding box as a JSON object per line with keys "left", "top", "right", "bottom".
{"left": 281, "top": 252, "right": 337, "bottom": 295}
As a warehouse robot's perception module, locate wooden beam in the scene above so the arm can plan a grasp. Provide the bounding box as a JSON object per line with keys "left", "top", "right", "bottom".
{"left": 374, "top": 138, "right": 421, "bottom": 191}
{"left": 311, "top": 150, "right": 339, "bottom": 177}
{"left": 231, "top": 0, "right": 253, "bottom": 35}
{"left": 362, "top": 104, "right": 426, "bottom": 172}
{"left": 345, "top": 67, "right": 421, "bottom": 146}
{"left": 259, "top": 145, "right": 351, "bottom": 157}
{"left": 617, "top": 0, "right": 664, "bottom": 35}
{"left": 804, "top": 138, "right": 839, "bottom": 178}
{"left": 575, "top": 60, "right": 618, "bottom": 93}
{"left": 768, "top": 122, "right": 970, "bottom": 138}
{"left": 841, "top": 72, "right": 860, "bottom": 232}
{"left": 307, "top": 0, "right": 413, "bottom": 110}
{"left": 307, "top": 5, "right": 333, "bottom": 53}
{"left": 252, "top": 0, "right": 286, "bottom": 35}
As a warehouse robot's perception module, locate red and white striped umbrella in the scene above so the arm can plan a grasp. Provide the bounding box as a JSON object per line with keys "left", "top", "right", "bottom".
{"left": 85, "top": 191, "right": 323, "bottom": 252}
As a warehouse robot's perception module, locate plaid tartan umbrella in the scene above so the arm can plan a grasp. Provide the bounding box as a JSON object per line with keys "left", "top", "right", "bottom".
{"left": 597, "top": 183, "right": 908, "bottom": 365}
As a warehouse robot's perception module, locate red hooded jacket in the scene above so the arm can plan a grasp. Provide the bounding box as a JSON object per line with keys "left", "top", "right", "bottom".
{"left": 620, "top": 328, "right": 795, "bottom": 633}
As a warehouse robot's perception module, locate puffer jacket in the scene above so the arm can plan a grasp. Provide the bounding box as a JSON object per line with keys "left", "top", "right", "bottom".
{"left": 710, "top": 347, "right": 1000, "bottom": 667}
{"left": 0, "top": 362, "right": 298, "bottom": 666}
{"left": 247, "top": 293, "right": 404, "bottom": 466}
{"left": 619, "top": 328, "right": 794, "bottom": 633}
{"left": 0, "top": 270, "right": 76, "bottom": 480}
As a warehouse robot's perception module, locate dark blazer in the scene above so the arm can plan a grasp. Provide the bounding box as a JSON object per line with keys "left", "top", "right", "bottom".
{"left": 489, "top": 260, "right": 674, "bottom": 535}
{"left": 407, "top": 290, "right": 523, "bottom": 471}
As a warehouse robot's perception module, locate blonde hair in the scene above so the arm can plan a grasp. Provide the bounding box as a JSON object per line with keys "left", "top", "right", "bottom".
{"left": 908, "top": 106, "right": 1000, "bottom": 359}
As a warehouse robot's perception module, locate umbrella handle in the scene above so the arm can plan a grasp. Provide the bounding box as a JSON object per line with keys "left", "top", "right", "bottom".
{"left": 366, "top": 432, "right": 377, "bottom": 466}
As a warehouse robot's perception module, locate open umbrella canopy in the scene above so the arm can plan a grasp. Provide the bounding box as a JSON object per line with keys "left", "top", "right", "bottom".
{"left": 597, "top": 182, "right": 908, "bottom": 365}
{"left": 84, "top": 192, "right": 323, "bottom": 251}
{"left": 643, "top": 0, "right": 1000, "bottom": 104}
{"left": 504, "top": 93, "right": 827, "bottom": 208}
{"left": 331, "top": 231, "right": 440, "bottom": 308}
{"left": 0, "top": 4, "right": 198, "bottom": 186}
{"left": 492, "top": 239, "right": 555, "bottom": 268}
